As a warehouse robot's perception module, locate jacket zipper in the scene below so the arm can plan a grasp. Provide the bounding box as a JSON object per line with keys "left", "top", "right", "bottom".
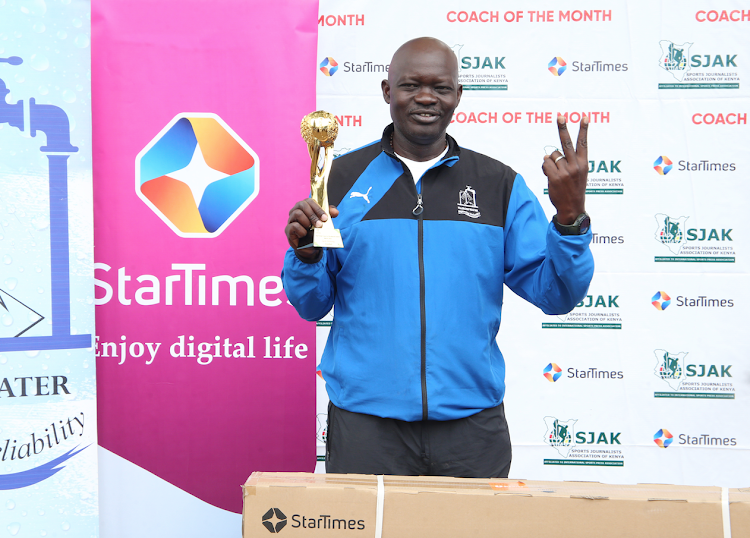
{"left": 413, "top": 190, "right": 427, "bottom": 421}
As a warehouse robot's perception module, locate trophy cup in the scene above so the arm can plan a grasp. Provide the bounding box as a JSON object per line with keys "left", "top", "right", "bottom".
{"left": 299, "top": 111, "right": 343, "bottom": 249}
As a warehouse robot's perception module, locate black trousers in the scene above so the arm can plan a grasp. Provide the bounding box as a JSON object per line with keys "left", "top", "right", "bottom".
{"left": 325, "top": 402, "right": 511, "bottom": 478}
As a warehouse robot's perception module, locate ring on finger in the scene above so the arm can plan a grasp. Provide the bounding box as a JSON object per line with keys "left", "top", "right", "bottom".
{"left": 554, "top": 154, "right": 565, "bottom": 163}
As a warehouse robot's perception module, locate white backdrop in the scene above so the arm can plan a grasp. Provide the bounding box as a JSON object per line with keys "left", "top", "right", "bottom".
{"left": 314, "top": 0, "right": 749, "bottom": 486}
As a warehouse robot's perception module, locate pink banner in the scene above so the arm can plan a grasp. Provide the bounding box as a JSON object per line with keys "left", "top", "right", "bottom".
{"left": 92, "top": 0, "right": 318, "bottom": 513}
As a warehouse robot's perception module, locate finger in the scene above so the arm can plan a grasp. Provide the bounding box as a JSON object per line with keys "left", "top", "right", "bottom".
{"left": 288, "top": 208, "right": 311, "bottom": 231}
{"left": 306, "top": 198, "right": 329, "bottom": 226}
{"left": 556, "top": 115, "right": 575, "bottom": 163}
{"left": 541, "top": 155, "right": 560, "bottom": 177}
{"left": 290, "top": 199, "right": 327, "bottom": 228}
{"left": 549, "top": 150, "right": 565, "bottom": 165}
{"left": 286, "top": 222, "right": 309, "bottom": 243}
{"left": 329, "top": 204, "right": 339, "bottom": 218}
{"left": 576, "top": 116, "right": 589, "bottom": 164}
{"left": 284, "top": 222, "right": 306, "bottom": 249}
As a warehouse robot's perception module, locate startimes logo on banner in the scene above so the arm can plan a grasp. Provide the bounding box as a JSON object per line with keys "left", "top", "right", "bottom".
{"left": 547, "top": 56, "right": 627, "bottom": 76}
{"left": 651, "top": 290, "right": 734, "bottom": 310}
{"left": 653, "top": 155, "right": 736, "bottom": 174}
{"left": 543, "top": 363, "right": 624, "bottom": 382}
{"left": 135, "top": 113, "right": 259, "bottom": 238}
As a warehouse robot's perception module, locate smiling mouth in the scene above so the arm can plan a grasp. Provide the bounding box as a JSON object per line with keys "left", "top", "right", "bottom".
{"left": 411, "top": 111, "right": 440, "bottom": 122}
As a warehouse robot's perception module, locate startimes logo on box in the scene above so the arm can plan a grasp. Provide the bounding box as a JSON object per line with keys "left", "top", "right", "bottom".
{"left": 135, "top": 113, "right": 259, "bottom": 238}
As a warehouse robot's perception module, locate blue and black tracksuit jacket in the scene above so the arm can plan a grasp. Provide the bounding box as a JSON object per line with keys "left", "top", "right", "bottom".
{"left": 283, "top": 124, "right": 594, "bottom": 422}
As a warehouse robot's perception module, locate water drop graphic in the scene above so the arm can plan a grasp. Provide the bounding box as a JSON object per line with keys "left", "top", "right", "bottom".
{"left": 57, "top": 30, "right": 67, "bottom": 39}
{"left": 33, "top": 23, "right": 45, "bottom": 33}
{"left": 61, "top": 522, "right": 70, "bottom": 531}
{"left": 4, "top": 277, "right": 17, "bottom": 290}
{"left": 1, "top": 313, "right": 12, "bottom": 327}
{"left": 3, "top": 255, "right": 11, "bottom": 264}
{"left": 7, "top": 522, "right": 20, "bottom": 536}
{"left": 62, "top": 90, "right": 76, "bottom": 103}
{"left": 6, "top": 499, "right": 15, "bottom": 509}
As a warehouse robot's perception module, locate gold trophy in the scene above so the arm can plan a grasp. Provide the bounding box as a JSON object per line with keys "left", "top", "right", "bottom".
{"left": 299, "top": 111, "right": 343, "bottom": 249}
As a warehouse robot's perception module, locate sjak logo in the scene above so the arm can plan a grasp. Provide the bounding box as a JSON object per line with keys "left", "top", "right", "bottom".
{"left": 450, "top": 44, "right": 506, "bottom": 72}
{"left": 655, "top": 214, "right": 688, "bottom": 254}
{"left": 316, "top": 413, "right": 327, "bottom": 443}
{"left": 543, "top": 417, "right": 576, "bottom": 457}
{"left": 659, "top": 41, "right": 693, "bottom": 81}
{"left": 457, "top": 185, "right": 480, "bottom": 218}
{"left": 262, "top": 508, "right": 288, "bottom": 533}
{"left": 654, "top": 349, "right": 687, "bottom": 390}
{"left": 544, "top": 417, "right": 623, "bottom": 458}
{"left": 654, "top": 429, "right": 674, "bottom": 448}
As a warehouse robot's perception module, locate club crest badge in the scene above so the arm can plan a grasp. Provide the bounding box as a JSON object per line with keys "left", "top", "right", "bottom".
{"left": 457, "top": 185, "right": 481, "bottom": 218}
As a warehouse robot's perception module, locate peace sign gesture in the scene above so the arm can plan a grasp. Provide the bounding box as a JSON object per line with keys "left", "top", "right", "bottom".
{"left": 542, "top": 115, "right": 589, "bottom": 225}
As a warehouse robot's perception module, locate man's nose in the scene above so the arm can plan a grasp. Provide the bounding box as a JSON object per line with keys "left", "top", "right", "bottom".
{"left": 414, "top": 87, "right": 438, "bottom": 104}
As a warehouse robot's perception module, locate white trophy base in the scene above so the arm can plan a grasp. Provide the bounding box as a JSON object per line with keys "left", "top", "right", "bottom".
{"left": 313, "top": 227, "right": 343, "bottom": 249}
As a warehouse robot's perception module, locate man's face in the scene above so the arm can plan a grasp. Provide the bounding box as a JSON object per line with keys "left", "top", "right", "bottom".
{"left": 382, "top": 42, "right": 462, "bottom": 149}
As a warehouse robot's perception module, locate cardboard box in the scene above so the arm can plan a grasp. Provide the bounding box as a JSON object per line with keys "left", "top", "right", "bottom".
{"left": 243, "top": 472, "right": 750, "bottom": 537}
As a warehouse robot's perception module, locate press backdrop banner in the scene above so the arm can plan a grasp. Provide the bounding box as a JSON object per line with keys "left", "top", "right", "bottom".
{"left": 0, "top": 0, "right": 97, "bottom": 536}
{"left": 92, "top": 0, "right": 318, "bottom": 530}
{"left": 315, "top": 0, "right": 750, "bottom": 486}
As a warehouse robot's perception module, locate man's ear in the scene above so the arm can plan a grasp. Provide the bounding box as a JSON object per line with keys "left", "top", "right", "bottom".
{"left": 381, "top": 79, "right": 391, "bottom": 104}
{"left": 456, "top": 84, "right": 463, "bottom": 107}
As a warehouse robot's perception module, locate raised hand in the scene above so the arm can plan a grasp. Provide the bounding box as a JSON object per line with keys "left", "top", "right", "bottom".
{"left": 542, "top": 115, "right": 589, "bottom": 224}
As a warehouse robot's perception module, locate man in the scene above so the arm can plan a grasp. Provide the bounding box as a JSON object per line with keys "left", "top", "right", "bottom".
{"left": 282, "top": 37, "right": 593, "bottom": 477}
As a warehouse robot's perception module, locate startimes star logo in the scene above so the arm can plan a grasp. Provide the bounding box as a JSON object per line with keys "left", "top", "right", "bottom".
{"left": 262, "top": 508, "right": 288, "bottom": 533}
{"left": 135, "top": 113, "right": 259, "bottom": 238}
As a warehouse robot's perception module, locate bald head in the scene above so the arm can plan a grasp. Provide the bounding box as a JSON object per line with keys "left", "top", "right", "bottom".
{"left": 382, "top": 37, "right": 462, "bottom": 161}
{"left": 388, "top": 37, "right": 458, "bottom": 86}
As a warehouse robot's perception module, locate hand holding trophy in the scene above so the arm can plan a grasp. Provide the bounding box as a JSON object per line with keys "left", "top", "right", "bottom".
{"left": 299, "top": 111, "right": 343, "bottom": 249}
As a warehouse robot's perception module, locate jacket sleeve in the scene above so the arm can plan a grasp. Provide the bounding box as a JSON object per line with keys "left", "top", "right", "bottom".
{"left": 281, "top": 248, "right": 337, "bottom": 321}
{"left": 503, "top": 174, "right": 594, "bottom": 315}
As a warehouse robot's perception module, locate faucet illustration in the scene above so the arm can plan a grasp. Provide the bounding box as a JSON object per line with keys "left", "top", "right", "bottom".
{"left": 0, "top": 56, "right": 91, "bottom": 351}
